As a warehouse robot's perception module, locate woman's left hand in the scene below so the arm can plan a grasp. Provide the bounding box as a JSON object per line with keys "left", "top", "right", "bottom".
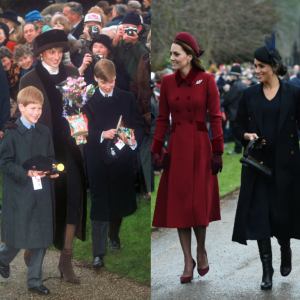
{"left": 211, "top": 152, "right": 223, "bottom": 175}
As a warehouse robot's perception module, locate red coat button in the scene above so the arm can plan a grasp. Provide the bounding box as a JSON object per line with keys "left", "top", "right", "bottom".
{"left": 176, "top": 109, "right": 180, "bottom": 113}
{"left": 176, "top": 97, "right": 179, "bottom": 100}
{"left": 178, "top": 121, "right": 181, "bottom": 125}
{"left": 188, "top": 109, "right": 191, "bottom": 112}
{"left": 187, "top": 96, "right": 190, "bottom": 100}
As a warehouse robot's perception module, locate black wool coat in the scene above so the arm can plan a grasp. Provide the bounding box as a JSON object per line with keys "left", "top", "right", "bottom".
{"left": 232, "top": 81, "right": 300, "bottom": 245}
{"left": 84, "top": 87, "right": 145, "bottom": 221}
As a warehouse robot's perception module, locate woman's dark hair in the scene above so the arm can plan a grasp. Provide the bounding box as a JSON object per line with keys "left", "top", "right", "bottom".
{"left": 172, "top": 39, "right": 205, "bottom": 72}
{"left": 277, "top": 56, "right": 287, "bottom": 76}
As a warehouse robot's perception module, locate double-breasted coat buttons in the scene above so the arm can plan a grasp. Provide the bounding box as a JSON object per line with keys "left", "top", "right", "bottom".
{"left": 291, "top": 151, "right": 294, "bottom": 154}
{"left": 291, "top": 134, "right": 294, "bottom": 138}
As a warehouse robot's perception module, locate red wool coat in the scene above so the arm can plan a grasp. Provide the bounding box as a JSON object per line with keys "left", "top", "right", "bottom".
{"left": 152, "top": 67, "right": 223, "bottom": 228}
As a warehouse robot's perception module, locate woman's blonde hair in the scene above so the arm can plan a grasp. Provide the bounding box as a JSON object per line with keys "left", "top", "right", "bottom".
{"left": 52, "top": 16, "right": 72, "bottom": 35}
{"left": 3, "top": 18, "right": 23, "bottom": 44}
{"left": 172, "top": 39, "right": 205, "bottom": 72}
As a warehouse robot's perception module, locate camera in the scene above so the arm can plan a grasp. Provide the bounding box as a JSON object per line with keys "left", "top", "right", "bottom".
{"left": 90, "top": 54, "right": 103, "bottom": 64}
{"left": 89, "top": 25, "right": 99, "bottom": 36}
{"left": 124, "top": 26, "right": 138, "bottom": 36}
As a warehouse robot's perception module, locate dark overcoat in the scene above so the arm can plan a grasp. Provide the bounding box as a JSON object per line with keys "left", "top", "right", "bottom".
{"left": 0, "top": 120, "right": 55, "bottom": 249}
{"left": 19, "top": 62, "right": 87, "bottom": 250}
{"left": 151, "top": 67, "right": 224, "bottom": 228}
{"left": 84, "top": 87, "right": 145, "bottom": 221}
{"left": 232, "top": 81, "right": 300, "bottom": 245}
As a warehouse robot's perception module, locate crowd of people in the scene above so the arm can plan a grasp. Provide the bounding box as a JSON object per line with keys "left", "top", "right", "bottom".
{"left": 0, "top": 0, "right": 151, "bottom": 296}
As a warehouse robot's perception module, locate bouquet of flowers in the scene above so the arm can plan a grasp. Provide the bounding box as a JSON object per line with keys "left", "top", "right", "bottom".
{"left": 56, "top": 76, "right": 97, "bottom": 145}
{"left": 116, "top": 116, "right": 134, "bottom": 143}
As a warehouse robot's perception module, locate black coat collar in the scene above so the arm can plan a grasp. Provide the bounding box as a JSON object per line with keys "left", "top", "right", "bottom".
{"left": 250, "top": 80, "right": 292, "bottom": 135}
{"left": 94, "top": 86, "right": 121, "bottom": 103}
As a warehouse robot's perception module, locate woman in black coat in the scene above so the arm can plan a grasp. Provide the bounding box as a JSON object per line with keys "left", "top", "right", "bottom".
{"left": 232, "top": 31, "right": 300, "bottom": 290}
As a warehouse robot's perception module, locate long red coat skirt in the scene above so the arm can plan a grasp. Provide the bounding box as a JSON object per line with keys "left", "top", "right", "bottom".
{"left": 151, "top": 67, "right": 224, "bottom": 228}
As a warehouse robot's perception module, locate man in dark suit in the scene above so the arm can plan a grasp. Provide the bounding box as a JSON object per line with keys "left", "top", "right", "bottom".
{"left": 63, "top": 2, "right": 84, "bottom": 40}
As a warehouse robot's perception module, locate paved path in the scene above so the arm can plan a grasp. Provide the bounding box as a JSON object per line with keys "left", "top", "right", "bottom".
{"left": 151, "top": 189, "right": 300, "bottom": 300}
{"left": 0, "top": 249, "right": 150, "bottom": 300}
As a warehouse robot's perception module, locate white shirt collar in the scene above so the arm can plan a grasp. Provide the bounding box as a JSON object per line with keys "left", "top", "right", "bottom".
{"left": 42, "top": 60, "right": 59, "bottom": 74}
{"left": 99, "top": 87, "right": 113, "bottom": 97}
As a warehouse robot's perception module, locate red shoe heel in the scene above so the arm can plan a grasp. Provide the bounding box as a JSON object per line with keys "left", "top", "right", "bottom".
{"left": 197, "top": 251, "right": 209, "bottom": 276}
{"left": 180, "top": 259, "right": 196, "bottom": 283}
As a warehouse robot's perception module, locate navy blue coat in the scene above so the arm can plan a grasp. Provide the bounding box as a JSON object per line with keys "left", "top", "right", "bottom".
{"left": 84, "top": 87, "right": 145, "bottom": 220}
{"left": 232, "top": 81, "right": 300, "bottom": 244}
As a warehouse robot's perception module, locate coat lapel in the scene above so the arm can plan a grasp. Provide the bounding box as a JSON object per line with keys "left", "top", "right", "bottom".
{"left": 250, "top": 85, "right": 264, "bottom": 135}
{"left": 277, "top": 81, "right": 292, "bottom": 135}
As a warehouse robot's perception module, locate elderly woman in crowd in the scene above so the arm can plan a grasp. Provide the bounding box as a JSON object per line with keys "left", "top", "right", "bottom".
{"left": 13, "top": 45, "right": 37, "bottom": 77}
{"left": 19, "top": 29, "right": 87, "bottom": 285}
{"left": 78, "top": 34, "right": 130, "bottom": 90}
{"left": 0, "top": 22, "right": 17, "bottom": 53}
{"left": 0, "top": 46, "right": 20, "bottom": 102}
{"left": 0, "top": 10, "right": 24, "bottom": 44}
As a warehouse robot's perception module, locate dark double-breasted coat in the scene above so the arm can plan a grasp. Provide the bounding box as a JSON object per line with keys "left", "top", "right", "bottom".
{"left": 0, "top": 119, "right": 55, "bottom": 249}
{"left": 232, "top": 81, "right": 300, "bottom": 245}
{"left": 151, "top": 67, "right": 224, "bottom": 228}
{"left": 84, "top": 87, "right": 145, "bottom": 221}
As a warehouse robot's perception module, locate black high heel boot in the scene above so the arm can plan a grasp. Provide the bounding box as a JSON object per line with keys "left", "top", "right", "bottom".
{"left": 257, "top": 239, "right": 274, "bottom": 290}
{"left": 277, "top": 239, "right": 292, "bottom": 277}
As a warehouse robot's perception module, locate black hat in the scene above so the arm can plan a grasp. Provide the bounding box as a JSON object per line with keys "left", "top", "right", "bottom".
{"left": 33, "top": 29, "right": 69, "bottom": 57}
{"left": 0, "top": 10, "right": 21, "bottom": 26}
{"left": 254, "top": 46, "right": 280, "bottom": 65}
{"left": 254, "top": 28, "right": 282, "bottom": 74}
{"left": 121, "top": 12, "right": 141, "bottom": 26}
{"left": 89, "top": 34, "right": 112, "bottom": 52}
{"left": 0, "top": 22, "right": 10, "bottom": 41}
{"left": 22, "top": 154, "right": 53, "bottom": 171}
{"left": 230, "top": 65, "right": 241, "bottom": 76}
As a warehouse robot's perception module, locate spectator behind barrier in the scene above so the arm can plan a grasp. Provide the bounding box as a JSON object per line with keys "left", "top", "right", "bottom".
{"left": 23, "top": 23, "right": 38, "bottom": 48}
{"left": 63, "top": 2, "right": 84, "bottom": 40}
{"left": 13, "top": 45, "right": 37, "bottom": 77}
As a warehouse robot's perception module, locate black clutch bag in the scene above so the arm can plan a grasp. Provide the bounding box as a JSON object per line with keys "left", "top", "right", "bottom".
{"left": 239, "top": 138, "right": 272, "bottom": 178}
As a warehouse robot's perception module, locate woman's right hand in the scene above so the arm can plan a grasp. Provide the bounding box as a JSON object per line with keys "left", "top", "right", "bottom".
{"left": 244, "top": 133, "right": 266, "bottom": 145}
{"left": 103, "top": 129, "right": 116, "bottom": 139}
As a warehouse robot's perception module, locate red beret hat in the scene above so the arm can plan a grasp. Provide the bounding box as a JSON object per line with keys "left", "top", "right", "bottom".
{"left": 174, "top": 32, "right": 204, "bottom": 57}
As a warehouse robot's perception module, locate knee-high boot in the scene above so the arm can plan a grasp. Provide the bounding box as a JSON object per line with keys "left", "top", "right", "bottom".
{"left": 257, "top": 239, "right": 274, "bottom": 290}
{"left": 277, "top": 239, "right": 292, "bottom": 277}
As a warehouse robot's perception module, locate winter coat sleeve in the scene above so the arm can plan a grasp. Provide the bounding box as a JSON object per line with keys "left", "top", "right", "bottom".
{"left": 151, "top": 76, "right": 170, "bottom": 153}
{"left": 233, "top": 90, "right": 249, "bottom": 148}
{"left": 0, "top": 130, "right": 28, "bottom": 184}
{"left": 0, "top": 62, "right": 10, "bottom": 131}
{"left": 130, "top": 41, "right": 148, "bottom": 63}
{"left": 207, "top": 73, "right": 224, "bottom": 152}
{"left": 115, "top": 58, "right": 130, "bottom": 91}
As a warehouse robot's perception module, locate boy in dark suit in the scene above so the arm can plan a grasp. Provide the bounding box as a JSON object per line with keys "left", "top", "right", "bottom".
{"left": 0, "top": 86, "right": 58, "bottom": 295}
{"left": 83, "top": 59, "right": 145, "bottom": 268}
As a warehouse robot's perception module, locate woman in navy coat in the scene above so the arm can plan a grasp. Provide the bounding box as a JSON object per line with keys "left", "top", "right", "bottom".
{"left": 232, "top": 30, "right": 300, "bottom": 290}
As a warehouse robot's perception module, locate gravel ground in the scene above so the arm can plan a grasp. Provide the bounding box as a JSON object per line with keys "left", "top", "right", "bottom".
{"left": 0, "top": 249, "right": 150, "bottom": 300}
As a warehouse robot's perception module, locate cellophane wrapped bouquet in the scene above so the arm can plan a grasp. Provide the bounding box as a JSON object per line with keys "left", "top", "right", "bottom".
{"left": 56, "top": 76, "right": 97, "bottom": 145}
{"left": 117, "top": 118, "right": 134, "bottom": 145}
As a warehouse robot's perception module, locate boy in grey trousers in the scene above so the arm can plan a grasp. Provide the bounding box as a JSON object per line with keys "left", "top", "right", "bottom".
{"left": 0, "top": 86, "right": 58, "bottom": 295}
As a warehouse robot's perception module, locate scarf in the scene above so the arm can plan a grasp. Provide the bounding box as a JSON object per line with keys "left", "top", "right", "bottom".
{"left": 6, "top": 58, "right": 20, "bottom": 88}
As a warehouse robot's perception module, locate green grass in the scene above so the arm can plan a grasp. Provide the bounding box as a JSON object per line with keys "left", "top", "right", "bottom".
{"left": 151, "top": 142, "right": 243, "bottom": 225}
{"left": 0, "top": 172, "right": 150, "bottom": 286}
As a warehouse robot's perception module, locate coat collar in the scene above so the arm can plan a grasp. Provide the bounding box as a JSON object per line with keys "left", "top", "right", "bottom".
{"left": 15, "top": 118, "right": 42, "bottom": 135}
{"left": 175, "top": 67, "right": 199, "bottom": 87}
{"left": 250, "top": 80, "right": 292, "bottom": 135}
{"left": 94, "top": 85, "right": 121, "bottom": 103}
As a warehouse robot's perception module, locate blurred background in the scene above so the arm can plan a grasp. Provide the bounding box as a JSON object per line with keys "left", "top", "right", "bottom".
{"left": 152, "top": 0, "right": 300, "bottom": 70}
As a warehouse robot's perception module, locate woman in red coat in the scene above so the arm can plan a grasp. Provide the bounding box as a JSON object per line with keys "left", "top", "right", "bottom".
{"left": 152, "top": 32, "right": 224, "bottom": 283}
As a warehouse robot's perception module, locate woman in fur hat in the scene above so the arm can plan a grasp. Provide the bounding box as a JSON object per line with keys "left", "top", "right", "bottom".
{"left": 18, "top": 29, "right": 87, "bottom": 285}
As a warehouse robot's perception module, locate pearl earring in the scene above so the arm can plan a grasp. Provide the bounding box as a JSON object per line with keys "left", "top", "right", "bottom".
{"left": 41, "top": 57, "right": 43, "bottom": 61}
